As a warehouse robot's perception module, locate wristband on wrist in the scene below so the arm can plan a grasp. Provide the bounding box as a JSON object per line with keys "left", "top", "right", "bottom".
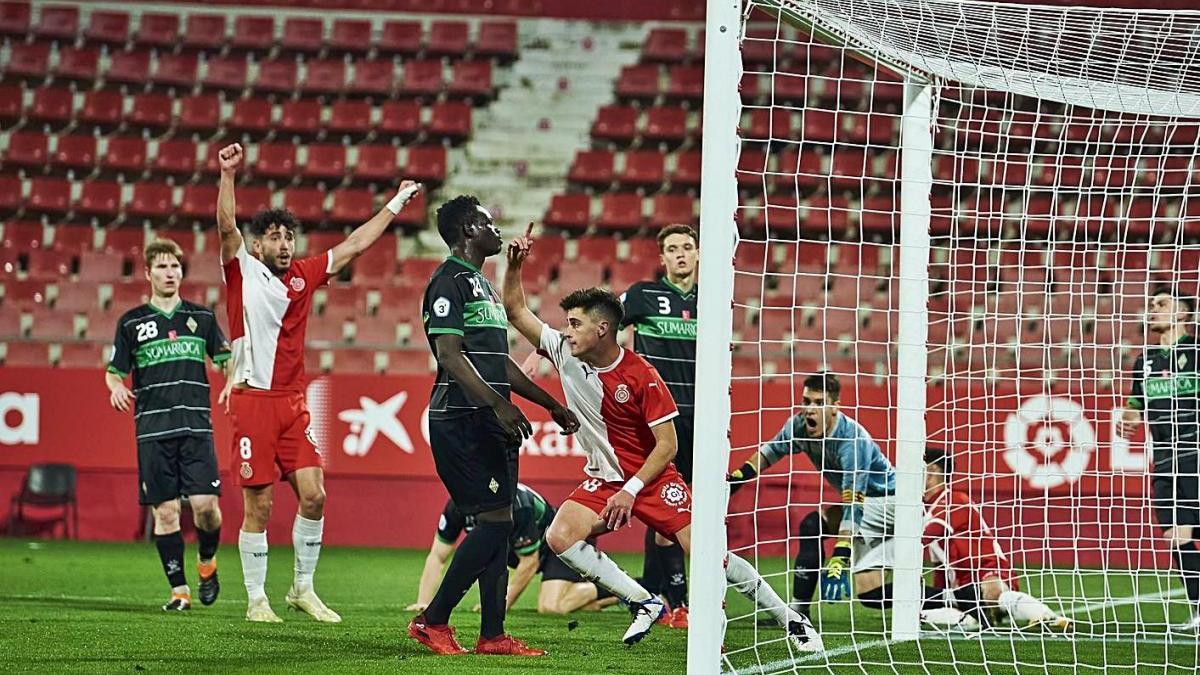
{"left": 621, "top": 476, "right": 645, "bottom": 497}
{"left": 833, "top": 541, "right": 852, "bottom": 558}
{"left": 386, "top": 184, "right": 420, "bottom": 214}
{"left": 733, "top": 461, "right": 758, "bottom": 481}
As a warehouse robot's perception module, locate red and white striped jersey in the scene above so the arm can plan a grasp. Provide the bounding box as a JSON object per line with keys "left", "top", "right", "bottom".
{"left": 538, "top": 322, "right": 679, "bottom": 482}
{"left": 923, "top": 487, "right": 1016, "bottom": 590}
{"left": 222, "top": 241, "right": 333, "bottom": 392}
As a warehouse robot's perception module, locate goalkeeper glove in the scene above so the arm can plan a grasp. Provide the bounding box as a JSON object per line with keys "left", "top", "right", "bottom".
{"left": 727, "top": 462, "right": 758, "bottom": 496}
{"left": 820, "top": 541, "right": 852, "bottom": 601}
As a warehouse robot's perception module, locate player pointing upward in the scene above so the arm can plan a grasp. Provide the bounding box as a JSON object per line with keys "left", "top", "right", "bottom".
{"left": 215, "top": 142, "right": 421, "bottom": 623}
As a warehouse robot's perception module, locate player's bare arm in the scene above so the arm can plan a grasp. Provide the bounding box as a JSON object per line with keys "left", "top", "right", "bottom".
{"left": 104, "top": 370, "right": 135, "bottom": 412}
{"left": 215, "top": 143, "right": 245, "bottom": 262}
{"left": 432, "top": 332, "right": 532, "bottom": 440}
{"left": 506, "top": 358, "right": 580, "bottom": 434}
{"left": 407, "top": 537, "right": 455, "bottom": 612}
{"left": 328, "top": 181, "right": 422, "bottom": 274}
{"left": 601, "top": 421, "right": 677, "bottom": 531}
{"left": 728, "top": 450, "right": 766, "bottom": 493}
{"left": 504, "top": 552, "right": 541, "bottom": 610}
{"left": 502, "top": 222, "right": 543, "bottom": 346}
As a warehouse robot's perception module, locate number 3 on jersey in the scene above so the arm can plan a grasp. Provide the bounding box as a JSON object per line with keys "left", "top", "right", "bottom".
{"left": 657, "top": 296, "right": 671, "bottom": 314}
{"left": 239, "top": 436, "right": 253, "bottom": 459}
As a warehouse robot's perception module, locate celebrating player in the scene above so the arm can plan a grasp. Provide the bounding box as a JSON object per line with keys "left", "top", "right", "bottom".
{"left": 105, "top": 239, "right": 230, "bottom": 612}
{"left": 619, "top": 224, "right": 698, "bottom": 627}
{"left": 406, "top": 483, "right": 617, "bottom": 615}
{"left": 409, "top": 196, "right": 580, "bottom": 657}
{"left": 1117, "top": 287, "right": 1200, "bottom": 632}
{"left": 503, "top": 228, "right": 822, "bottom": 652}
{"left": 728, "top": 373, "right": 895, "bottom": 619}
{"left": 215, "top": 142, "right": 421, "bottom": 623}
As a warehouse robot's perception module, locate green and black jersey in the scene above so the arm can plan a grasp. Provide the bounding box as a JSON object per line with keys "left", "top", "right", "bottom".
{"left": 107, "top": 300, "right": 231, "bottom": 441}
{"left": 422, "top": 256, "right": 511, "bottom": 419}
{"left": 436, "top": 483, "right": 555, "bottom": 557}
{"left": 620, "top": 277, "right": 698, "bottom": 416}
{"left": 1129, "top": 334, "right": 1200, "bottom": 468}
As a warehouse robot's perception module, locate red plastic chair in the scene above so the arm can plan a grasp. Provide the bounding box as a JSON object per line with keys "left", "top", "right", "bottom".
{"left": 427, "top": 101, "right": 472, "bottom": 142}
{"left": 84, "top": 10, "right": 129, "bottom": 45}
{"left": 25, "top": 250, "right": 73, "bottom": 283}
{"left": 4, "top": 342, "right": 50, "bottom": 367}
{"left": 201, "top": 56, "right": 249, "bottom": 92}
{"left": 348, "top": 233, "right": 396, "bottom": 283}
{"left": 152, "top": 138, "right": 198, "bottom": 177}
{"left": 282, "top": 17, "right": 324, "bottom": 54}
{"left": 106, "top": 50, "right": 152, "bottom": 87}
{"left": 591, "top": 105, "right": 639, "bottom": 145}
{"left": 102, "top": 227, "right": 147, "bottom": 257}
{"left": 50, "top": 134, "right": 97, "bottom": 174}
{"left": 5, "top": 42, "right": 50, "bottom": 81}
{"left": 597, "top": 193, "right": 644, "bottom": 232}
{"left": 127, "top": 182, "right": 175, "bottom": 220}
{"left": 79, "top": 250, "right": 127, "bottom": 284}
{"left": 671, "top": 150, "right": 702, "bottom": 189}
{"left": 178, "top": 94, "right": 220, "bottom": 134}
{"left": 34, "top": 4, "right": 78, "bottom": 41}
{"left": 568, "top": 149, "right": 615, "bottom": 188}
{"left": 179, "top": 184, "right": 219, "bottom": 221}
{"left": 183, "top": 14, "right": 226, "bottom": 52}
{"left": 58, "top": 342, "right": 106, "bottom": 369}
{"left": 2, "top": 220, "right": 43, "bottom": 250}
{"left": 665, "top": 65, "right": 704, "bottom": 103}
{"left": 129, "top": 93, "right": 173, "bottom": 132}
{"left": 643, "top": 28, "right": 688, "bottom": 63}
{"left": 379, "top": 100, "right": 422, "bottom": 140}
{"left": 448, "top": 61, "right": 493, "bottom": 100}
{"left": 4, "top": 131, "right": 49, "bottom": 169}
{"left": 615, "top": 64, "right": 660, "bottom": 101}
{"left": 328, "top": 100, "right": 372, "bottom": 138}
{"left": 404, "top": 146, "right": 447, "bottom": 186}
{"left": 153, "top": 52, "right": 199, "bottom": 89}
{"left": 330, "top": 19, "right": 372, "bottom": 55}
{"left": 304, "top": 144, "right": 347, "bottom": 182}
{"left": 379, "top": 20, "right": 422, "bottom": 56}
{"left": 235, "top": 186, "right": 272, "bottom": 222}
{"left": 29, "top": 307, "right": 77, "bottom": 339}
{"left": 228, "top": 98, "right": 274, "bottom": 134}
{"left": 544, "top": 194, "right": 591, "bottom": 233}
{"left": 0, "top": 176, "right": 19, "bottom": 215}
{"left": 0, "top": 1, "right": 31, "bottom": 37}
{"left": 255, "top": 143, "right": 298, "bottom": 180}
{"left": 348, "top": 59, "right": 395, "bottom": 97}
{"left": 29, "top": 86, "right": 73, "bottom": 128}
{"left": 136, "top": 13, "right": 180, "bottom": 49}
{"left": 476, "top": 21, "right": 517, "bottom": 61}
{"left": 619, "top": 150, "right": 666, "bottom": 190}
{"left": 400, "top": 60, "right": 444, "bottom": 98}
{"left": 27, "top": 178, "right": 72, "bottom": 215}
{"left": 51, "top": 224, "right": 95, "bottom": 254}
{"left": 643, "top": 106, "right": 688, "bottom": 145}
{"left": 232, "top": 16, "right": 275, "bottom": 53}
{"left": 284, "top": 187, "right": 326, "bottom": 223}
{"left": 257, "top": 59, "right": 299, "bottom": 95}
{"left": 0, "top": 83, "right": 21, "bottom": 126}
{"left": 54, "top": 283, "right": 100, "bottom": 312}
{"left": 301, "top": 59, "right": 346, "bottom": 96}
{"left": 393, "top": 190, "right": 427, "bottom": 229}
{"left": 330, "top": 189, "right": 374, "bottom": 225}
{"left": 651, "top": 193, "right": 696, "bottom": 227}
{"left": 427, "top": 21, "right": 469, "bottom": 59}
{"left": 75, "top": 180, "right": 122, "bottom": 219}
{"left": 78, "top": 89, "right": 124, "bottom": 130}
{"left": 278, "top": 99, "right": 322, "bottom": 137}
{"left": 54, "top": 46, "right": 100, "bottom": 82}
{"left": 354, "top": 145, "right": 399, "bottom": 183}
{"left": 102, "top": 137, "right": 148, "bottom": 177}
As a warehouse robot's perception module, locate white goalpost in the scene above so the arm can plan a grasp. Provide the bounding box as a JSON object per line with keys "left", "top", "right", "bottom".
{"left": 690, "top": 0, "right": 1200, "bottom": 673}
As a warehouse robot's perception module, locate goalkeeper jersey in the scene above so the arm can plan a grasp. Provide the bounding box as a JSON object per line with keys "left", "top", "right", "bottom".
{"left": 758, "top": 411, "right": 895, "bottom": 533}
{"left": 1128, "top": 334, "right": 1200, "bottom": 468}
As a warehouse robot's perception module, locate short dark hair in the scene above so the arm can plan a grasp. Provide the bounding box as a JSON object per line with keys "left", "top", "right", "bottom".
{"left": 247, "top": 208, "right": 300, "bottom": 239}
{"left": 143, "top": 238, "right": 183, "bottom": 268}
{"left": 436, "top": 195, "right": 487, "bottom": 247}
{"left": 657, "top": 224, "right": 698, "bottom": 251}
{"left": 559, "top": 287, "right": 624, "bottom": 326}
{"left": 1152, "top": 285, "right": 1197, "bottom": 317}
{"left": 925, "top": 446, "right": 953, "bottom": 476}
{"left": 802, "top": 372, "right": 841, "bottom": 401}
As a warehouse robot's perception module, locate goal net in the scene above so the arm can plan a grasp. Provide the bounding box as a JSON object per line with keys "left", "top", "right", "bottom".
{"left": 690, "top": 0, "right": 1200, "bottom": 673}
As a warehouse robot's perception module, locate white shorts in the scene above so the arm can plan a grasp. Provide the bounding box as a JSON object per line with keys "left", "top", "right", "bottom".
{"left": 850, "top": 495, "right": 895, "bottom": 573}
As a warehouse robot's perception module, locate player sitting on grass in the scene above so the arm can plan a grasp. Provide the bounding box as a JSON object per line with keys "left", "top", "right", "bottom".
{"left": 406, "top": 483, "right": 618, "bottom": 615}
{"left": 503, "top": 226, "right": 822, "bottom": 653}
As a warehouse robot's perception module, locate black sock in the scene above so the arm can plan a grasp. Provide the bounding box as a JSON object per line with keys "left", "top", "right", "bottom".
{"left": 196, "top": 527, "right": 220, "bottom": 563}
{"left": 792, "top": 511, "right": 823, "bottom": 613}
{"left": 658, "top": 541, "right": 687, "bottom": 609}
{"left": 858, "top": 583, "right": 954, "bottom": 611}
{"left": 425, "top": 518, "right": 511, "bottom": 627}
{"left": 595, "top": 584, "right": 614, "bottom": 601}
{"left": 953, "top": 583, "right": 983, "bottom": 617}
{"left": 154, "top": 531, "right": 187, "bottom": 589}
{"left": 641, "top": 528, "right": 663, "bottom": 596}
{"left": 1176, "top": 541, "right": 1200, "bottom": 606}
{"left": 477, "top": 524, "right": 512, "bottom": 639}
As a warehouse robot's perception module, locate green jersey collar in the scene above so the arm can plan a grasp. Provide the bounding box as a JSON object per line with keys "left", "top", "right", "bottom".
{"left": 660, "top": 276, "right": 696, "bottom": 298}
{"left": 447, "top": 255, "right": 481, "bottom": 273}
{"left": 147, "top": 300, "right": 181, "bottom": 319}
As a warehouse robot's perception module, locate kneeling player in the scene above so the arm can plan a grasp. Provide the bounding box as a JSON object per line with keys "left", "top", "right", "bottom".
{"left": 406, "top": 484, "right": 617, "bottom": 615}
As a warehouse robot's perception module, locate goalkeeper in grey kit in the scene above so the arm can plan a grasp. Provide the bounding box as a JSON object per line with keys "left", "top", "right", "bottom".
{"left": 729, "top": 373, "right": 896, "bottom": 618}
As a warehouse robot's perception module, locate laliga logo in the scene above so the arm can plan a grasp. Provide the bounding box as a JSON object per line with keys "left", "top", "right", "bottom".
{"left": 1002, "top": 395, "right": 1095, "bottom": 490}
{"left": 0, "top": 392, "right": 39, "bottom": 445}
{"left": 336, "top": 392, "right": 413, "bottom": 457}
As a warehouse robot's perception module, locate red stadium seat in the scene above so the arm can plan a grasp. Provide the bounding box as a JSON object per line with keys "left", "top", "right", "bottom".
{"left": 5, "top": 42, "right": 50, "bottom": 81}
{"left": 427, "top": 21, "right": 469, "bottom": 58}
{"left": 427, "top": 101, "right": 472, "bottom": 142}
{"left": 257, "top": 59, "right": 299, "bottom": 95}
{"left": 845, "top": 113, "right": 897, "bottom": 146}
{"left": 329, "top": 188, "right": 374, "bottom": 225}
{"left": 476, "top": 21, "right": 517, "bottom": 61}
{"left": 202, "top": 56, "right": 249, "bottom": 92}
{"left": 51, "top": 223, "right": 94, "bottom": 254}
{"left": 177, "top": 93, "right": 220, "bottom": 134}
{"left": 27, "top": 177, "right": 71, "bottom": 215}
{"left": 232, "top": 16, "right": 275, "bottom": 53}
{"left": 379, "top": 20, "right": 423, "bottom": 56}
{"left": 54, "top": 282, "right": 100, "bottom": 312}
{"left": 26, "top": 249, "right": 73, "bottom": 282}
{"left": 354, "top": 315, "right": 399, "bottom": 346}
{"left": 331, "top": 348, "right": 379, "bottom": 374}
{"left": 29, "top": 86, "right": 74, "bottom": 128}
{"left": 228, "top": 98, "right": 274, "bottom": 135}
{"left": 328, "top": 100, "right": 372, "bottom": 137}
{"left": 329, "top": 19, "right": 372, "bottom": 55}
{"left": 152, "top": 138, "right": 198, "bottom": 177}
{"left": 615, "top": 64, "right": 660, "bottom": 101}
{"left": 0, "top": 176, "right": 20, "bottom": 215}
{"left": 153, "top": 52, "right": 199, "bottom": 89}
{"left": 235, "top": 186, "right": 272, "bottom": 221}
{"left": 665, "top": 65, "right": 704, "bottom": 103}
{"left": 544, "top": 194, "right": 591, "bottom": 232}
{"left": 643, "top": 106, "right": 688, "bottom": 145}
{"left": 84, "top": 10, "right": 129, "bottom": 45}
{"left": 448, "top": 61, "right": 493, "bottom": 100}
{"left": 597, "top": 193, "right": 644, "bottom": 232}
{"left": 50, "top": 134, "right": 97, "bottom": 174}
{"left": 643, "top": 28, "right": 689, "bottom": 63}
{"left": 4, "top": 131, "right": 49, "bottom": 170}
{"left": 34, "top": 4, "right": 78, "bottom": 41}
{"left": 284, "top": 187, "right": 326, "bottom": 223}
{"left": 400, "top": 60, "right": 444, "bottom": 98}
{"left": 0, "top": 83, "right": 21, "bottom": 126}
{"left": 54, "top": 46, "right": 100, "bottom": 82}
{"left": 385, "top": 348, "right": 433, "bottom": 376}
{"left": 301, "top": 59, "right": 346, "bottom": 96}
{"left": 282, "top": 17, "right": 325, "bottom": 54}
{"left": 353, "top": 144, "right": 399, "bottom": 183}
{"left": 106, "top": 50, "right": 152, "bottom": 87}
{"left": 127, "top": 182, "right": 175, "bottom": 220}
{"left": 671, "top": 150, "right": 702, "bottom": 189}
{"left": 129, "top": 93, "right": 173, "bottom": 132}
{"left": 591, "top": 105, "right": 638, "bottom": 145}
{"left": 404, "top": 146, "right": 448, "bottom": 185}
{"left": 78, "top": 89, "right": 124, "bottom": 130}
{"left": 739, "top": 148, "right": 771, "bottom": 187}
{"left": 349, "top": 234, "right": 396, "bottom": 284}
{"left": 183, "top": 14, "right": 226, "bottom": 52}
{"left": 4, "top": 342, "right": 50, "bottom": 367}
{"left": 3, "top": 278, "right": 49, "bottom": 309}
{"left": 568, "top": 149, "right": 615, "bottom": 187}
{"left": 278, "top": 99, "right": 322, "bottom": 137}
{"left": 179, "top": 184, "right": 218, "bottom": 221}
{"left": 0, "top": 1, "right": 31, "bottom": 37}
{"left": 3, "top": 220, "right": 43, "bottom": 250}
{"left": 29, "top": 308, "right": 78, "bottom": 342}
{"left": 58, "top": 342, "right": 106, "bottom": 369}
{"left": 348, "top": 59, "right": 395, "bottom": 97}
{"left": 744, "top": 108, "right": 794, "bottom": 141}
{"left": 102, "top": 137, "right": 148, "bottom": 177}
{"left": 393, "top": 190, "right": 427, "bottom": 229}
{"left": 136, "top": 13, "right": 180, "bottom": 49}
{"left": 184, "top": 251, "right": 222, "bottom": 285}
{"left": 75, "top": 180, "right": 122, "bottom": 219}
{"left": 303, "top": 231, "right": 342, "bottom": 258}
{"left": 255, "top": 143, "right": 297, "bottom": 180}
{"left": 102, "top": 227, "right": 147, "bottom": 257}
{"left": 619, "top": 150, "right": 666, "bottom": 189}
{"left": 108, "top": 280, "right": 149, "bottom": 309}
{"left": 304, "top": 144, "right": 346, "bottom": 182}
{"left": 379, "top": 100, "right": 422, "bottom": 139}
{"left": 650, "top": 193, "right": 696, "bottom": 228}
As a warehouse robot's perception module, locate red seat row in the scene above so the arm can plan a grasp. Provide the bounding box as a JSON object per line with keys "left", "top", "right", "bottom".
{"left": 543, "top": 192, "right": 697, "bottom": 233}
{"left": 590, "top": 105, "right": 697, "bottom": 146}
{"left": 613, "top": 64, "right": 704, "bottom": 103}
{"left": 567, "top": 149, "right": 699, "bottom": 190}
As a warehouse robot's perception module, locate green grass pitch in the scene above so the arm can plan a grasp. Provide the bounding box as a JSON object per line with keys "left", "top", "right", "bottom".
{"left": 1, "top": 539, "right": 1197, "bottom": 673}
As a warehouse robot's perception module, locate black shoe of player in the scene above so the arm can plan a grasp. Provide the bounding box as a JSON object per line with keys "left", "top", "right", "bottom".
{"left": 198, "top": 568, "right": 220, "bottom": 606}
{"left": 163, "top": 594, "right": 191, "bottom": 611}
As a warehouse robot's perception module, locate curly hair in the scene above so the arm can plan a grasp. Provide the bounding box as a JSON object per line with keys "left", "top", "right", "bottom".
{"left": 436, "top": 195, "right": 489, "bottom": 247}
{"left": 247, "top": 208, "right": 300, "bottom": 239}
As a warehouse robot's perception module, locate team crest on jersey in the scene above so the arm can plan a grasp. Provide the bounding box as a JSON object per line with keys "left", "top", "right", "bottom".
{"left": 186, "top": 317, "right": 198, "bottom": 333}
{"left": 614, "top": 384, "right": 631, "bottom": 403}
{"left": 1180, "top": 354, "right": 1189, "bottom": 369}
{"left": 290, "top": 277, "right": 306, "bottom": 293}
{"left": 239, "top": 462, "right": 253, "bottom": 479}
{"left": 660, "top": 482, "right": 688, "bottom": 508}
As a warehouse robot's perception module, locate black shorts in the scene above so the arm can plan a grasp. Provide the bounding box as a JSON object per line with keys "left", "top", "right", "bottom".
{"left": 1151, "top": 453, "right": 1200, "bottom": 529}
{"left": 137, "top": 434, "right": 221, "bottom": 506}
{"left": 429, "top": 409, "right": 518, "bottom": 516}
{"left": 674, "top": 413, "right": 694, "bottom": 484}
{"left": 537, "top": 539, "right": 590, "bottom": 583}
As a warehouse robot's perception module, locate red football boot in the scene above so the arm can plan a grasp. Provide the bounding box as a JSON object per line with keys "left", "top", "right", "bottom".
{"left": 408, "top": 613, "right": 468, "bottom": 655}
{"left": 666, "top": 606, "right": 689, "bottom": 629}
{"left": 473, "top": 634, "right": 547, "bottom": 656}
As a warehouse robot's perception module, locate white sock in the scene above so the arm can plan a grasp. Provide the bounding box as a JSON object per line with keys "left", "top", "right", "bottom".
{"left": 999, "top": 590, "right": 1055, "bottom": 623}
{"left": 171, "top": 584, "right": 190, "bottom": 596}
{"left": 292, "top": 514, "right": 324, "bottom": 593}
{"left": 558, "top": 540, "right": 653, "bottom": 603}
{"left": 725, "top": 553, "right": 795, "bottom": 629}
{"left": 238, "top": 530, "right": 268, "bottom": 603}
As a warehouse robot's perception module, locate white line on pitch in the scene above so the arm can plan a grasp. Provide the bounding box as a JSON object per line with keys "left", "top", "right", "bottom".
{"left": 1063, "top": 587, "right": 1187, "bottom": 617}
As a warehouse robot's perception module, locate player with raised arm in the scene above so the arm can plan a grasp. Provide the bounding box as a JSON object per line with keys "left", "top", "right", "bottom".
{"left": 408, "top": 197, "right": 580, "bottom": 657}
{"left": 406, "top": 483, "right": 617, "bottom": 616}
{"left": 503, "top": 227, "right": 822, "bottom": 652}
{"left": 1117, "top": 288, "right": 1200, "bottom": 632}
{"left": 619, "top": 224, "right": 698, "bottom": 628}
{"left": 106, "top": 239, "right": 230, "bottom": 612}
{"left": 215, "top": 142, "right": 421, "bottom": 623}
{"left": 728, "top": 373, "right": 895, "bottom": 619}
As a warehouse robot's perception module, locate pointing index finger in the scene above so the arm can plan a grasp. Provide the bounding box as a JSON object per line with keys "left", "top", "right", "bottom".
{"left": 525, "top": 222, "right": 534, "bottom": 239}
